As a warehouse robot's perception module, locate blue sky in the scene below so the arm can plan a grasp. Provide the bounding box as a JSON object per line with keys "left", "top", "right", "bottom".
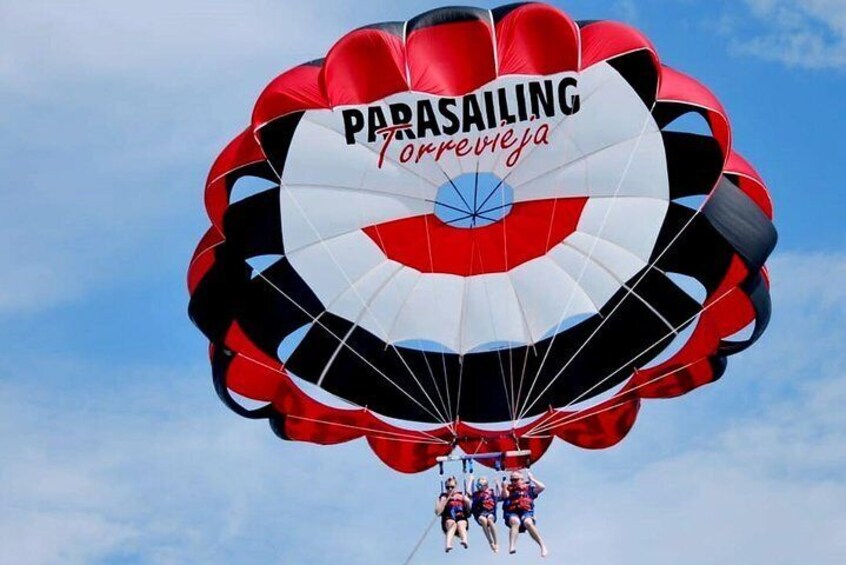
{"left": 1, "top": 0, "right": 844, "bottom": 563}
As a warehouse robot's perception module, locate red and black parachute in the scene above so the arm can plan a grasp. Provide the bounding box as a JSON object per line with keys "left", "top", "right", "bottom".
{"left": 188, "top": 3, "right": 776, "bottom": 473}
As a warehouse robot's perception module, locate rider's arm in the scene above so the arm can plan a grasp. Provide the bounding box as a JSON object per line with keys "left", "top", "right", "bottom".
{"left": 435, "top": 494, "right": 447, "bottom": 515}
{"left": 465, "top": 474, "right": 474, "bottom": 494}
{"left": 527, "top": 470, "right": 546, "bottom": 494}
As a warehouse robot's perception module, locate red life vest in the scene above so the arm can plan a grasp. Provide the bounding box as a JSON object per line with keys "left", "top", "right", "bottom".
{"left": 504, "top": 485, "right": 535, "bottom": 513}
{"left": 442, "top": 492, "right": 467, "bottom": 520}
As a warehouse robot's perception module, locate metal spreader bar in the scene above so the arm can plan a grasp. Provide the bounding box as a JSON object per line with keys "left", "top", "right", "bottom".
{"left": 435, "top": 450, "right": 532, "bottom": 463}
{"left": 435, "top": 450, "right": 533, "bottom": 475}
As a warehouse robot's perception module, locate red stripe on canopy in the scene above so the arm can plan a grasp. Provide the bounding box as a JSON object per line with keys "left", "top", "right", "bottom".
{"left": 579, "top": 21, "right": 657, "bottom": 70}
{"left": 322, "top": 27, "right": 408, "bottom": 106}
{"left": 495, "top": 3, "right": 580, "bottom": 76}
{"left": 407, "top": 20, "right": 497, "bottom": 96}
{"left": 363, "top": 197, "right": 587, "bottom": 275}
{"left": 252, "top": 64, "right": 329, "bottom": 129}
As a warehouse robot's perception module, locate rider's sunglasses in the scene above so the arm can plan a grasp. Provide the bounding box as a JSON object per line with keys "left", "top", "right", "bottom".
{"left": 446, "top": 484, "right": 456, "bottom": 489}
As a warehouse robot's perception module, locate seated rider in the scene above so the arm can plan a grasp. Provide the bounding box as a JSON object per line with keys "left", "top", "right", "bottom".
{"left": 466, "top": 474, "right": 501, "bottom": 553}
{"left": 502, "top": 469, "right": 548, "bottom": 557}
{"left": 434, "top": 476, "right": 471, "bottom": 552}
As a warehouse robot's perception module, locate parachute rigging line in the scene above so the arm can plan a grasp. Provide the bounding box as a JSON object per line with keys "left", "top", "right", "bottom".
{"left": 273, "top": 179, "right": 455, "bottom": 429}
{"left": 463, "top": 73, "right": 640, "bottom": 422}
{"left": 368, "top": 219, "right": 454, "bottom": 423}
{"left": 251, "top": 268, "right": 452, "bottom": 428}
{"left": 516, "top": 177, "right": 725, "bottom": 420}
{"left": 473, "top": 240, "right": 517, "bottom": 425}
{"left": 284, "top": 414, "right": 449, "bottom": 445}
{"left": 525, "top": 360, "right": 701, "bottom": 437}
{"left": 230, "top": 347, "right": 451, "bottom": 444}
{"left": 516, "top": 100, "right": 659, "bottom": 420}
{"left": 523, "top": 282, "right": 741, "bottom": 435}
{"left": 417, "top": 165, "right": 457, "bottom": 422}
{"left": 455, "top": 93, "right": 583, "bottom": 427}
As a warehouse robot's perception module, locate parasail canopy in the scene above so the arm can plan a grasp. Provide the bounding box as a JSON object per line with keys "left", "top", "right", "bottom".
{"left": 188, "top": 3, "right": 777, "bottom": 473}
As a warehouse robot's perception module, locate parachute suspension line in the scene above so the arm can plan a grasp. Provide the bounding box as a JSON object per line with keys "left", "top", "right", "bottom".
{"left": 525, "top": 360, "right": 701, "bottom": 437}
{"left": 486, "top": 81, "right": 614, "bottom": 419}
{"left": 453, "top": 257, "right": 472, "bottom": 424}
{"left": 516, "top": 100, "right": 660, "bottom": 421}
{"left": 382, "top": 269, "right": 456, "bottom": 429}
{"left": 455, "top": 95, "right": 581, "bottom": 426}
{"left": 521, "top": 282, "right": 740, "bottom": 432}
{"left": 314, "top": 261, "right": 405, "bottom": 381}
{"left": 250, "top": 268, "right": 449, "bottom": 427}
{"left": 418, "top": 167, "right": 456, "bottom": 423}
{"left": 259, "top": 134, "right": 453, "bottom": 429}
{"left": 416, "top": 345, "right": 449, "bottom": 423}
{"left": 277, "top": 181, "right": 455, "bottom": 429}
{"left": 474, "top": 240, "right": 517, "bottom": 425}
{"left": 402, "top": 515, "right": 439, "bottom": 565}
{"left": 490, "top": 157, "right": 521, "bottom": 429}
{"left": 451, "top": 78, "right": 600, "bottom": 423}
{"left": 454, "top": 347, "right": 467, "bottom": 429}
{"left": 466, "top": 434, "right": 487, "bottom": 469}
{"left": 434, "top": 156, "right": 514, "bottom": 426}
{"left": 368, "top": 221, "right": 453, "bottom": 430}
{"left": 517, "top": 170, "right": 723, "bottom": 419}
{"left": 446, "top": 159, "right": 529, "bottom": 427}
{"left": 514, "top": 194, "right": 563, "bottom": 412}
{"left": 526, "top": 398, "right": 635, "bottom": 438}
{"left": 460, "top": 141, "right": 540, "bottom": 427}
{"left": 508, "top": 272, "right": 539, "bottom": 425}
{"left": 222, "top": 347, "right": 451, "bottom": 444}
{"left": 560, "top": 241, "right": 679, "bottom": 328}
{"left": 283, "top": 414, "right": 449, "bottom": 444}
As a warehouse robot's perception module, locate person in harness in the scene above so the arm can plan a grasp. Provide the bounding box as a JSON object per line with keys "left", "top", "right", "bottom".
{"left": 502, "top": 469, "right": 549, "bottom": 557}
{"left": 465, "top": 474, "right": 501, "bottom": 553}
{"left": 434, "top": 476, "right": 471, "bottom": 552}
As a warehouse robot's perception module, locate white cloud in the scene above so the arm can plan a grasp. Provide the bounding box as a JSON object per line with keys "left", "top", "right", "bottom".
{"left": 550, "top": 370, "right": 846, "bottom": 563}
{"left": 507, "top": 252, "right": 846, "bottom": 564}
{"left": 729, "top": 0, "right": 846, "bottom": 68}
{"left": 0, "top": 358, "right": 439, "bottom": 564}
{"left": 0, "top": 1, "right": 843, "bottom": 557}
{"left": 0, "top": 0, "right": 412, "bottom": 315}
{"left": 0, "top": 0, "right": 357, "bottom": 93}
{"left": 2, "top": 253, "right": 846, "bottom": 564}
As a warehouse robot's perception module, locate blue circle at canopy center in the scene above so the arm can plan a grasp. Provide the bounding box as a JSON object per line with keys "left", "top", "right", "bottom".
{"left": 434, "top": 172, "right": 514, "bottom": 229}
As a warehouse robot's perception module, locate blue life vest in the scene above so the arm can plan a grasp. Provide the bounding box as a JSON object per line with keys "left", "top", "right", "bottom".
{"left": 472, "top": 488, "right": 497, "bottom": 514}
